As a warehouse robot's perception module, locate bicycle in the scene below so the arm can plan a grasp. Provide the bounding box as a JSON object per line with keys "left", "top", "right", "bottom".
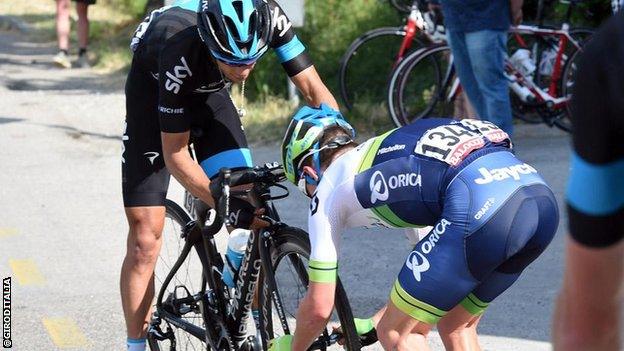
{"left": 146, "top": 161, "right": 363, "bottom": 350}
{"left": 338, "top": 0, "right": 445, "bottom": 113}
{"left": 387, "top": 0, "right": 592, "bottom": 131}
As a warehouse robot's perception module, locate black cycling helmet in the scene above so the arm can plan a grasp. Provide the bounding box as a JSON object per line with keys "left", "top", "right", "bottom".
{"left": 198, "top": 0, "right": 273, "bottom": 65}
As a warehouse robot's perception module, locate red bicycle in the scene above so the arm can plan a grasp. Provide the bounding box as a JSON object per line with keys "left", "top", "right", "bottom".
{"left": 387, "top": 0, "right": 593, "bottom": 131}
{"left": 338, "top": 0, "right": 445, "bottom": 112}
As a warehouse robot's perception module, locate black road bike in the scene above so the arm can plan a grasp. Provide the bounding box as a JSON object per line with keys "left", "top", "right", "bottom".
{"left": 147, "top": 162, "right": 362, "bottom": 350}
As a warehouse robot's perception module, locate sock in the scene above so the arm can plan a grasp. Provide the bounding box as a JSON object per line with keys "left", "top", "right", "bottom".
{"left": 59, "top": 49, "right": 68, "bottom": 55}
{"left": 127, "top": 337, "right": 146, "bottom": 351}
{"left": 78, "top": 48, "right": 87, "bottom": 56}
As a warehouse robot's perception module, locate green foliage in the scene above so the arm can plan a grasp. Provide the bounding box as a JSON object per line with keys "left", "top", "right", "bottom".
{"left": 523, "top": 0, "right": 612, "bottom": 27}
{"left": 98, "top": 0, "right": 150, "bottom": 19}
{"left": 248, "top": 0, "right": 401, "bottom": 101}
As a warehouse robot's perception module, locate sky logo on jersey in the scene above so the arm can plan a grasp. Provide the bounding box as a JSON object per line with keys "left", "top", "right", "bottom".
{"left": 369, "top": 170, "right": 422, "bottom": 204}
{"left": 272, "top": 6, "right": 293, "bottom": 37}
{"left": 473, "top": 163, "right": 537, "bottom": 185}
{"left": 165, "top": 57, "right": 192, "bottom": 94}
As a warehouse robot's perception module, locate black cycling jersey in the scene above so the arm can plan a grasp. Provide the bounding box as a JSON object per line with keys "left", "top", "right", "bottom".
{"left": 567, "top": 12, "right": 624, "bottom": 247}
{"left": 129, "top": 0, "right": 312, "bottom": 133}
{"left": 122, "top": 0, "right": 314, "bottom": 207}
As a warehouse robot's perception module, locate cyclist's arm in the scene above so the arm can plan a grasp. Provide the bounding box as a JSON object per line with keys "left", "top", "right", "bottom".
{"left": 161, "top": 132, "right": 215, "bottom": 209}
{"left": 157, "top": 40, "right": 216, "bottom": 208}
{"left": 268, "top": 0, "right": 338, "bottom": 110}
{"left": 293, "top": 190, "right": 342, "bottom": 350}
{"left": 290, "top": 66, "right": 339, "bottom": 110}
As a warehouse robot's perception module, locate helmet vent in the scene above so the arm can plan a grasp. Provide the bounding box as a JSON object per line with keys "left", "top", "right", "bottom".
{"left": 223, "top": 16, "right": 241, "bottom": 41}
{"left": 232, "top": 0, "right": 244, "bottom": 23}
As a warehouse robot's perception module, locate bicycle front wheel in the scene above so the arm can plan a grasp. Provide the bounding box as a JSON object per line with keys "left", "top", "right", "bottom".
{"left": 388, "top": 44, "right": 453, "bottom": 126}
{"left": 339, "top": 27, "right": 423, "bottom": 114}
{"left": 258, "top": 227, "right": 361, "bottom": 350}
{"left": 148, "top": 199, "right": 207, "bottom": 351}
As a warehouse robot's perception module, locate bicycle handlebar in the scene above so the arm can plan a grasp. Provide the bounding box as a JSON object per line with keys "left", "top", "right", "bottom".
{"left": 210, "top": 162, "right": 286, "bottom": 226}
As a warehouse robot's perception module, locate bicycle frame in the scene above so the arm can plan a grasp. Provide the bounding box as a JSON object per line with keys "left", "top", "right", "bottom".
{"left": 437, "top": 24, "right": 583, "bottom": 112}
{"left": 395, "top": 2, "right": 427, "bottom": 66}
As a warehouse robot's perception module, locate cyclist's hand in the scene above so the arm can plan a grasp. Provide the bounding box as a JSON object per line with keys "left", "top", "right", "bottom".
{"left": 268, "top": 335, "right": 293, "bottom": 351}
{"left": 227, "top": 196, "right": 257, "bottom": 229}
{"left": 250, "top": 208, "right": 270, "bottom": 230}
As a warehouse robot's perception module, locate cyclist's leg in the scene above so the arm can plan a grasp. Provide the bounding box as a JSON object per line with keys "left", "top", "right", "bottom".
{"left": 553, "top": 240, "right": 624, "bottom": 351}
{"left": 192, "top": 88, "right": 252, "bottom": 180}
{"left": 446, "top": 30, "right": 487, "bottom": 120}
{"left": 120, "top": 69, "right": 170, "bottom": 340}
{"left": 464, "top": 30, "right": 513, "bottom": 135}
{"left": 192, "top": 89, "right": 254, "bottom": 229}
{"left": 441, "top": 181, "right": 558, "bottom": 348}
{"left": 436, "top": 307, "right": 482, "bottom": 351}
{"left": 377, "top": 213, "right": 471, "bottom": 350}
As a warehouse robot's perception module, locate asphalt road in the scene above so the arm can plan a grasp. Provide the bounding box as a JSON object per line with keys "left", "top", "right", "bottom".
{"left": 0, "top": 26, "right": 572, "bottom": 350}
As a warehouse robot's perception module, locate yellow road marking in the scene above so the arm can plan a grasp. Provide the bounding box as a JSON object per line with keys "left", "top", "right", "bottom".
{"left": 43, "top": 318, "right": 90, "bottom": 349}
{"left": 0, "top": 228, "right": 18, "bottom": 238}
{"left": 9, "top": 259, "right": 45, "bottom": 286}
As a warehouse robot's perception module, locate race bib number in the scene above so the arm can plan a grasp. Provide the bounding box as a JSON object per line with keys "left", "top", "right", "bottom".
{"left": 415, "top": 120, "right": 511, "bottom": 166}
{"left": 415, "top": 124, "right": 485, "bottom": 166}
{"left": 459, "top": 119, "right": 511, "bottom": 145}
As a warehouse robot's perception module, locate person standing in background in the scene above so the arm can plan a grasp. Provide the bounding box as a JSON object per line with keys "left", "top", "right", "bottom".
{"left": 53, "top": 0, "right": 94, "bottom": 68}
{"left": 430, "top": 0, "right": 523, "bottom": 136}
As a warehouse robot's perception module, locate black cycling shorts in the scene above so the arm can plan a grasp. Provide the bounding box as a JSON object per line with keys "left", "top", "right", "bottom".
{"left": 121, "top": 66, "right": 251, "bottom": 207}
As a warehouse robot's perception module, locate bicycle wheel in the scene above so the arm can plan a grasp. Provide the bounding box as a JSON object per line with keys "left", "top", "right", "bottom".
{"left": 389, "top": 0, "right": 416, "bottom": 13}
{"left": 388, "top": 44, "right": 453, "bottom": 127}
{"left": 339, "top": 27, "right": 423, "bottom": 113}
{"left": 554, "top": 28, "right": 594, "bottom": 133}
{"left": 258, "top": 227, "right": 361, "bottom": 350}
{"left": 148, "top": 199, "right": 207, "bottom": 351}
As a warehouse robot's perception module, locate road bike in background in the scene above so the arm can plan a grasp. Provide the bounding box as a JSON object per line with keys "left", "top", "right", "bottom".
{"left": 338, "top": 0, "right": 445, "bottom": 113}
{"left": 148, "top": 159, "right": 362, "bottom": 350}
{"left": 387, "top": 0, "right": 593, "bottom": 131}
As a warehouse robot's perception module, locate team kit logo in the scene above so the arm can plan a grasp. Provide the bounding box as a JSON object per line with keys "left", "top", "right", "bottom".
{"left": 369, "top": 170, "right": 422, "bottom": 204}
{"left": 406, "top": 219, "right": 452, "bottom": 282}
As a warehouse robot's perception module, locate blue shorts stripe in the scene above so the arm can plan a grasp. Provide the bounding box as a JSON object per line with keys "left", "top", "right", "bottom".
{"left": 200, "top": 148, "right": 253, "bottom": 178}
{"left": 275, "top": 35, "right": 306, "bottom": 63}
{"left": 567, "top": 152, "right": 624, "bottom": 216}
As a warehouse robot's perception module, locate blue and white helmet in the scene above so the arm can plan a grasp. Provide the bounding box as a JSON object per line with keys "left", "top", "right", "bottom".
{"left": 198, "top": 0, "right": 273, "bottom": 65}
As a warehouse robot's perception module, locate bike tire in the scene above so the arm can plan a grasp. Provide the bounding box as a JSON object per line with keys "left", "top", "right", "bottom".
{"left": 339, "top": 27, "right": 423, "bottom": 113}
{"left": 389, "top": 0, "right": 415, "bottom": 13}
{"left": 388, "top": 44, "right": 451, "bottom": 127}
{"left": 258, "top": 226, "right": 361, "bottom": 350}
{"left": 554, "top": 28, "right": 594, "bottom": 133}
{"left": 147, "top": 199, "right": 208, "bottom": 351}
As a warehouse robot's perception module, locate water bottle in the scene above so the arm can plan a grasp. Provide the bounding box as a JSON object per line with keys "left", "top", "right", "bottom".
{"left": 509, "top": 49, "right": 536, "bottom": 79}
{"left": 222, "top": 229, "right": 251, "bottom": 288}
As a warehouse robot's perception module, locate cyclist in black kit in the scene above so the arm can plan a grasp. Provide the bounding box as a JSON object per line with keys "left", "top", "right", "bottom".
{"left": 119, "top": 1, "right": 338, "bottom": 349}
{"left": 552, "top": 11, "right": 624, "bottom": 351}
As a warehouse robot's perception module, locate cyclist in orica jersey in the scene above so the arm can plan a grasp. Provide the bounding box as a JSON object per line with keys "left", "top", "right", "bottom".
{"left": 273, "top": 105, "right": 559, "bottom": 350}
{"left": 120, "top": 1, "right": 338, "bottom": 350}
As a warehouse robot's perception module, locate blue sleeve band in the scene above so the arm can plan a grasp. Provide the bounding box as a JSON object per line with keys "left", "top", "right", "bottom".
{"left": 200, "top": 148, "right": 253, "bottom": 178}
{"left": 566, "top": 152, "right": 624, "bottom": 216}
{"left": 275, "top": 35, "right": 306, "bottom": 63}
